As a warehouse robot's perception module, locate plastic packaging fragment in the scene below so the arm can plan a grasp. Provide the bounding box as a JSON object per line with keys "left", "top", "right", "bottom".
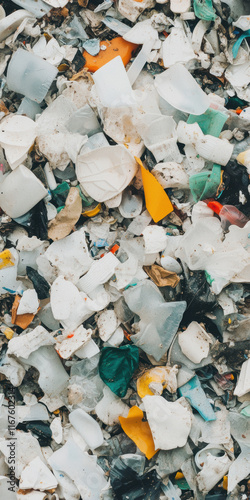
{"left": 179, "top": 375, "right": 216, "bottom": 421}
{"left": 99, "top": 344, "right": 139, "bottom": 397}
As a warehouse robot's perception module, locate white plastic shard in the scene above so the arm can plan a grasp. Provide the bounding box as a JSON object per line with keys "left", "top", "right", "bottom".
{"left": 11, "top": 0, "right": 51, "bottom": 18}
{"left": 228, "top": 449, "right": 250, "bottom": 493}
{"left": 0, "top": 431, "right": 46, "bottom": 478}
{"left": 42, "top": 0, "right": 68, "bottom": 7}
{"left": 195, "top": 136, "right": 234, "bottom": 166}
{"left": 0, "top": 115, "right": 37, "bottom": 170}
{"left": 118, "top": 0, "right": 155, "bottom": 23}
{"left": 55, "top": 325, "right": 92, "bottom": 359}
{"left": 142, "top": 225, "right": 168, "bottom": 254}
{"left": 139, "top": 115, "right": 182, "bottom": 163}
{"left": 95, "top": 386, "right": 129, "bottom": 425}
{"left": 152, "top": 161, "right": 189, "bottom": 190}
{"left": 7, "top": 326, "right": 55, "bottom": 359}
{"left": 0, "top": 165, "right": 47, "bottom": 219}
{"left": 0, "top": 9, "right": 33, "bottom": 43}
{"left": 42, "top": 228, "right": 92, "bottom": 284}
{"left": 154, "top": 63, "right": 210, "bottom": 115}
{"left": 19, "top": 346, "right": 69, "bottom": 396}
{"left": 19, "top": 456, "right": 58, "bottom": 491}
{"left": 50, "top": 276, "right": 97, "bottom": 330}
{"left": 48, "top": 438, "right": 108, "bottom": 500}
{"left": 170, "top": 0, "right": 191, "bottom": 12}
{"left": 178, "top": 322, "right": 213, "bottom": 364}
{"left": 76, "top": 145, "right": 138, "bottom": 202}
{"left": 162, "top": 25, "right": 196, "bottom": 67}
{"left": 196, "top": 451, "right": 231, "bottom": 494}
{"left": 77, "top": 252, "right": 119, "bottom": 295}
{"left": 143, "top": 395, "right": 192, "bottom": 450}
{"left": 16, "top": 289, "right": 39, "bottom": 315}
{"left": 93, "top": 56, "right": 135, "bottom": 108}
{"left": 97, "top": 309, "right": 118, "bottom": 342}
{"left": 50, "top": 417, "right": 63, "bottom": 444}
{"left": 234, "top": 358, "right": 250, "bottom": 397}
{"left": 74, "top": 338, "right": 100, "bottom": 359}
{"left": 69, "top": 409, "right": 104, "bottom": 449}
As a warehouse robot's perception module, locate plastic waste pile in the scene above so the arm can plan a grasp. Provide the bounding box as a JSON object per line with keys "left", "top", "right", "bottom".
{"left": 0, "top": 0, "right": 250, "bottom": 498}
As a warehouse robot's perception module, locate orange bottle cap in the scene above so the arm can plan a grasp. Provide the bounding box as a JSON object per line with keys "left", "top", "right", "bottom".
{"left": 207, "top": 200, "right": 223, "bottom": 214}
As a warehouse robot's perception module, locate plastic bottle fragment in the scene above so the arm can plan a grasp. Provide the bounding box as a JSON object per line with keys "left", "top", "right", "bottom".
{"left": 178, "top": 322, "right": 213, "bottom": 364}
{"left": 93, "top": 56, "right": 135, "bottom": 108}
{"left": 207, "top": 200, "right": 249, "bottom": 230}
{"left": 69, "top": 408, "right": 104, "bottom": 449}
{"left": 7, "top": 49, "right": 58, "bottom": 103}
{"left": 0, "top": 9, "right": 33, "bottom": 43}
{"left": 154, "top": 64, "right": 210, "bottom": 115}
{"left": 119, "top": 406, "right": 157, "bottom": 459}
{"left": 11, "top": 0, "right": 51, "bottom": 17}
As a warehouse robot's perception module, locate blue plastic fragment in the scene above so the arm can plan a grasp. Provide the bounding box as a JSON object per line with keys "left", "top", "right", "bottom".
{"left": 232, "top": 30, "right": 250, "bottom": 59}
{"left": 178, "top": 375, "right": 216, "bottom": 421}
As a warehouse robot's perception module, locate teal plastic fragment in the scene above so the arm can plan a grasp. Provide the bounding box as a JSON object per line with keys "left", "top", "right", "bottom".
{"left": 187, "top": 108, "right": 228, "bottom": 137}
{"left": 189, "top": 164, "right": 221, "bottom": 202}
{"left": 179, "top": 375, "right": 216, "bottom": 421}
{"left": 193, "top": 0, "right": 217, "bottom": 21}
{"left": 99, "top": 345, "right": 139, "bottom": 398}
{"left": 241, "top": 405, "right": 250, "bottom": 417}
{"left": 232, "top": 30, "right": 250, "bottom": 59}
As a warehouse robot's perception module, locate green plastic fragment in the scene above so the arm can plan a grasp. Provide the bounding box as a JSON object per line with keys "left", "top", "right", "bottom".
{"left": 76, "top": 185, "right": 94, "bottom": 207}
{"left": 187, "top": 108, "right": 228, "bottom": 137}
{"left": 193, "top": 0, "right": 217, "bottom": 21}
{"left": 175, "top": 477, "right": 190, "bottom": 490}
{"left": 189, "top": 164, "right": 221, "bottom": 202}
{"left": 241, "top": 405, "right": 250, "bottom": 417}
{"left": 99, "top": 345, "right": 139, "bottom": 397}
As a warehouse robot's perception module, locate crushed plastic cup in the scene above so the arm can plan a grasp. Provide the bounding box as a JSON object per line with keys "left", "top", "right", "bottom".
{"left": 154, "top": 63, "right": 210, "bottom": 115}
{"left": 0, "top": 165, "right": 47, "bottom": 219}
{"left": 7, "top": 49, "right": 58, "bottom": 103}
{"left": 76, "top": 145, "right": 138, "bottom": 202}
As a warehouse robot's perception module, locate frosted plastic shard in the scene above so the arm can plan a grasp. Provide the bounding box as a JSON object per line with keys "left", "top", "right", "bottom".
{"left": 69, "top": 408, "right": 104, "bottom": 449}
{"left": 162, "top": 26, "right": 196, "bottom": 67}
{"left": 97, "top": 309, "right": 118, "bottom": 342}
{"left": 48, "top": 438, "right": 108, "bottom": 499}
{"left": 7, "top": 49, "right": 58, "bottom": 103}
{"left": 78, "top": 252, "right": 119, "bottom": 295}
{"left": 0, "top": 165, "right": 47, "bottom": 219}
{"left": 76, "top": 145, "right": 138, "bottom": 202}
{"left": 95, "top": 386, "right": 129, "bottom": 425}
{"left": 143, "top": 395, "right": 192, "bottom": 450}
{"left": 0, "top": 9, "right": 33, "bottom": 43}
{"left": 154, "top": 64, "right": 210, "bottom": 115}
{"left": 178, "top": 322, "right": 213, "bottom": 364}
{"left": 55, "top": 325, "right": 92, "bottom": 359}
{"left": 19, "top": 345, "right": 69, "bottom": 396}
{"left": 93, "top": 56, "right": 135, "bottom": 108}
{"left": 19, "top": 456, "right": 58, "bottom": 491}
{"left": 234, "top": 358, "right": 250, "bottom": 397}
{"left": 16, "top": 289, "right": 39, "bottom": 315}
{"left": 124, "top": 280, "right": 186, "bottom": 361}
{"left": 11, "top": 0, "right": 51, "bottom": 17}
{"left": 0, "top": 115, "right": 37, "bottom": 170}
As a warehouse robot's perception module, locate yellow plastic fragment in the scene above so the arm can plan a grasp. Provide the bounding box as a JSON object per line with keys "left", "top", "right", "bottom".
{"left": 223, "top": 476, "right": 228, "bottom": 490}
{"left": 0, "top": 249, "right": 15, "bottom": 270}
{"left": 175, "top": 472, "right": 184, "bottom": 480}
{"left": 119, "top": 406, "right": 158, "bottom": 459}
{"left": 82, "top": 203, "right": 102, "bottom": 217}
{"left": 3, "top": 328, "right": 14, "bottom": 340}
{"left": 137, "top": 367, "right": 171, "bottom": 398}
{"left": 135, "top": 157, "right": 173, "bottom": 223}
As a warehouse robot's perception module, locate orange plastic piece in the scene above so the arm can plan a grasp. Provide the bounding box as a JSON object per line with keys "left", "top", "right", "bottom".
{"left": 137, "top": 367, "right": 169, "bottom": 398}
{"left": 11, "top": 295, "right": 38, "bottom": 330}
{"left": 135, "top": 157, "right": 173, "bottom": 223}
{"left": 207, "top": 200, "right": 223, "bottom": 214}
{"left": 119, "top": 406, "right": 158, "bottom": 459}
{"left": 110, "top": 244, "right": 120, "bottom": 254}
{"left": 83, "top": 37, "right": 138, "bottom": 72}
